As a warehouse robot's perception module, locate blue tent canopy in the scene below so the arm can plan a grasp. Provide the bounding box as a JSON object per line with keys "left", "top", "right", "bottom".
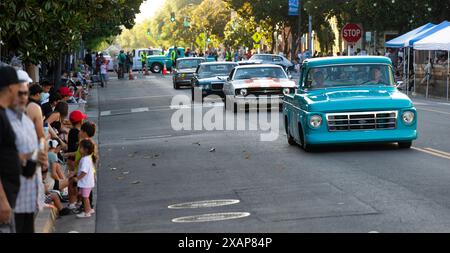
{"left": 385, "top": 23, "right": 435, "bottom": 48}
{"left": 408, "top": 21, "right": 450, "bottom": 47}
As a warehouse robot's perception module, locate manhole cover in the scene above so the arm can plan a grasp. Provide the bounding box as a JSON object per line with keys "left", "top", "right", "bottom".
{"left": 168, "top": 199, "right": 240, "bottom": 209}
{"left": 172, "top": 212, "right": 250, "bottom": 223}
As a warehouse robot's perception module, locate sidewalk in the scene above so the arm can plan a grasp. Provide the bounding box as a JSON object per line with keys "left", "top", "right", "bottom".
{"left": 35, "top": 85, "right": 100, "bottom": 233}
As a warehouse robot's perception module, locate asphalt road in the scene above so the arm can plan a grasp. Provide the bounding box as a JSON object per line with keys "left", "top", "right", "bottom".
{"left": 95, "top": 73, "right": 450, "bottom": 233}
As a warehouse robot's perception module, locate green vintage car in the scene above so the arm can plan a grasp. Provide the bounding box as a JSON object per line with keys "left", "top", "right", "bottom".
{"left": 283, "top": 56, "right": 417, "bottom": 152}
{"left": 147, "top": 47, "right": 185, "bottom": 73}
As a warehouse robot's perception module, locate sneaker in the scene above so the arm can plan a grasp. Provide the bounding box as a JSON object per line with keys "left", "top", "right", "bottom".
{"left": 88, "top": 209, "right": 95, "bottom": 215}
{"left": 76, "top": 212, "right": 91, "bottom": 218}
{"left": 67, "top": 203, "right": 77, "bottom": 210}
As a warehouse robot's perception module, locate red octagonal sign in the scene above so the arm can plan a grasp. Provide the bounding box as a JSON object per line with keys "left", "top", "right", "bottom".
{"left": 342, "top": 23, "right": 362, "bottom": 43}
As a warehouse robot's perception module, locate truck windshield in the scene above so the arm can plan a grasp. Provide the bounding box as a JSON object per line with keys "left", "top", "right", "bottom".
{"left": 177, "top": 59, "right": 204, "bottom": 69}
{"left": 304, "top": 64, "right": 394, "bottom": 89}
{"left": 198, "top": 64, "right": 237, "bottom": 78}
{"left": 234, "top": 67, "right": 287, "bottom": 80}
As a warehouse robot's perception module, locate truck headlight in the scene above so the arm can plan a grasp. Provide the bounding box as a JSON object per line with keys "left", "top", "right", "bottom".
{"left": 283, "top": 88, "right": 291, "bottom": 95}
{"left": 240, "top": 89, "right": 248, "bottom": 96}
{"left": 402, "top": 111, "right": 415, "bottom": 125}
{"left": 309, "top": 115, "right": 322, "bottom": 128}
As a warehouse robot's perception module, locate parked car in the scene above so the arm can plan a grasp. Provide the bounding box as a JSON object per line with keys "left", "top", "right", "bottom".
{"left": 147, "top": 47, "right": 185, "bottom": 73}
{"left": 249, "top": 54, "right": 295, "bottom": 74}
{"left": 172, "top": 57, "right": 206, "bottom": 89}
{"left": 191, "top": 62, "right": 238, "bottom": 102}
{"left": 283, "top": 56, "right": 418, "bottom": 152}
{"left": 223, "top": 64, "right": 296, "bottom": 113}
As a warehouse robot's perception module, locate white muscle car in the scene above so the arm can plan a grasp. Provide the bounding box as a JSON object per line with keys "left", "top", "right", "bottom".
{"left": 223, "top": 64, "right": 297, "bottom": 112}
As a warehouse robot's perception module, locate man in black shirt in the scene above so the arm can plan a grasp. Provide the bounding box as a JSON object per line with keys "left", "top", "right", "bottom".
{"left": 41, "top": 92, "right": 62, "bottom": 120}
{"left": 0, "top": 66, "right": 21, "bottom": 233}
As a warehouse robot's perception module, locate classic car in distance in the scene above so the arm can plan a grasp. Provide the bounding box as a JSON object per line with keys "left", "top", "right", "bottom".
{"left": 283, "top": 56, "right": 418, "bottom": 152}
{"left": 223, "top": 64, "right": 297, "bottom": 113}
{"left": 172, "top": 57, "right": 206, "bottom": 89}
{"left": 191, "top": 62, "right": 238, "bottom": 102}
{"left": 249, "top": 54, "right": 295, "bottom": 74}
{"left": 147, "top": 47, "right": 185, "bottom": 73}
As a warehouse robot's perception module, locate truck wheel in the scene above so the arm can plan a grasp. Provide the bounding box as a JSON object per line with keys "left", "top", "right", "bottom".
{"left": 151, "top": 63, "right": 163, "bottom": 73}
{"left": 299, "top": 124, "right": 313, "bottom": 152}
{"left": 285, "top": 117, "right": 296, "bottom": 146}
{"left": 398, "top": 141, "right": 412, "bottom": 149}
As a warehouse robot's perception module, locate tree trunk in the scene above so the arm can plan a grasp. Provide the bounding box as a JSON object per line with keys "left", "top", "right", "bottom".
{"left": 25, "top": 63, "right": 39, "bottom": 83}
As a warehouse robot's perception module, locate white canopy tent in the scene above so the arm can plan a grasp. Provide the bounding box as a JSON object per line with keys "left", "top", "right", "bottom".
{"left": 413, "top": 24, "right": 450, "bottom": 100}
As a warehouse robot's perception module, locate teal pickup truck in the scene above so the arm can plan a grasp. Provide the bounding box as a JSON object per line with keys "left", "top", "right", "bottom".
{"left": 147, "top": 47, "right": 185, "bottom": 73}
{"left": 283, "top": 56, "right": 417, "bottom": 152}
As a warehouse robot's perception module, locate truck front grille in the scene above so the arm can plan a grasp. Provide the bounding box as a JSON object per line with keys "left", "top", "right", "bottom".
{"left": 326, "top": 111, "right": 397, "bottom": 131}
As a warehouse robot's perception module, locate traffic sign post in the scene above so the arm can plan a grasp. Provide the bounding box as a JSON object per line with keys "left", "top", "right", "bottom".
{"left": 252, "top": 32, "right": 262, "bottom": 43}
{"left": 342, "top": 23, "right": 362, "bottom": 56}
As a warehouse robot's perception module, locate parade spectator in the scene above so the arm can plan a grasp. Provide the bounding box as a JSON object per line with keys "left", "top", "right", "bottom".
{"left": 26, "top": 83, "right": 46, "bottom": 142}
{"left": 45, "top": 101, "right": 69, "bottom": 143}
{"left": 0, "top": 66, "right": 22, "bottom": 233}
{"left": 117, "top": 50, "right": 126, "bottom": 79}
{"left": 100, "top": 59, "right": 108, "bottom": 88}
{"left": 46, "top": 140, "right": 69, "bottom": 191}
{"left": 84, "top": 50, "right": 93, "bottom": 72}
{"left": 420, "top": 58, "right": 433, "bottom": 86}
{"left": 41, "top": 176, "right": 71, "bottom": 217}
{"left": 7, "top": 71, "right": 47, "bottom": 233}
{"left": 41, "top": 92, "right": 62, "bottom": 120}
{"left": 40, "top": 80, "right": 53, "bottom": 105}
{"left": 73, "top": 139, "right": 97, "bottom": 218}
{"left": 58, "top": 87, "right": 75, "bottom": 104}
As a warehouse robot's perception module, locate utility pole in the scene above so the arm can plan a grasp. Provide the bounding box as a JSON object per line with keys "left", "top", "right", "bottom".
{"left": 297, "top": 0, "right": 302, "bottom": 57}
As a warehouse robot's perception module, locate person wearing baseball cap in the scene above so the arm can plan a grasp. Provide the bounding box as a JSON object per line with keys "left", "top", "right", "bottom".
{"left": 58, "top": 87, "right": 74, "bottom": 102}
{"left": 0, "top": 65, "right": 22, "bottom": 232}
{"left": 67, "top": 110, "right": 87, "bottom": 158}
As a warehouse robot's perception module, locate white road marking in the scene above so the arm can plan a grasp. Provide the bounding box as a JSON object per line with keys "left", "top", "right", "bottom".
{"left": 111, "top": 95, "right": 174, "bottom": 101}
{"left": 171, "top": 212, "right": 251, "bottom": 223}
{"left": 168, "top": 199, "right": 240, "bottom": 209}
{"left": 424, "top": 147, "right": 450, "bottom": 157}
{"left": 131, "top": 107, "right": 149, "bottom": 113}
{"left": 412, "top": 147, "right": 450, "bottom": 160}
{"left": 438, "top": 102, "right": 450, "bottom": 106}
{"left": 413, "top": 102, "right": 428, "bottom": 105}
{"left": 100, "top": 111, "right": 111, "bottom": 116}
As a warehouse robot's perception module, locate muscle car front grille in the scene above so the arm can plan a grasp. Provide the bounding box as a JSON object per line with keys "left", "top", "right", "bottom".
{"left": 211, "top": 83, "right": 223, "bottom": 90}
{"left": 326, "top": 111, "right": 397, "bottom": 131}
{"left": 246, "top": 88, "right": 284, "bottom": 96}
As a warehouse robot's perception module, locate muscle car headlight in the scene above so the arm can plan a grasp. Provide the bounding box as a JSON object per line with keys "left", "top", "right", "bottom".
{"left": 309, "top": 115, "right": 322, "bottom": 128}
{"left": 402, "top": 111, "right": 415, "bottom": 125}
{"left": 283, "top": 88, "right": 291, "bottom": 95}
{"left": 240, "top": 89, "right": 248, "bottom": 96}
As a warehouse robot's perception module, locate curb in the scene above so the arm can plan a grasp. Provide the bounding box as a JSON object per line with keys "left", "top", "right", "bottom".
{"left": 35, "top": 206, "right": 58, "bottom": 233}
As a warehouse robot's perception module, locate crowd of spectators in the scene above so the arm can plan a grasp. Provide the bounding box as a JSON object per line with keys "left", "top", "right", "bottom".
{"left": 0, "top": 63, "right": 99, "bottom": 233}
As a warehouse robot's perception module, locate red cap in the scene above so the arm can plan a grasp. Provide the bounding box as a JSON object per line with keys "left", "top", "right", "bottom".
{"left": 58, "top": 87, "right": 73, "bottom": 97}
{"left": 69, "top": 110, "right": 87, "bottom": 123}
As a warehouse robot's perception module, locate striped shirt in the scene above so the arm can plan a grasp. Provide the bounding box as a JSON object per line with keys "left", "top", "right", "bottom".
{"left": 6, "top": 109, "right": 45, "bottom": 213}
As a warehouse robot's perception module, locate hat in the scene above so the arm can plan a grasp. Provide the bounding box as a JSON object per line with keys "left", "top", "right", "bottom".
{"left": 48, "top": 139, "right": 59, "bottom": 148}
{"left": 0, "top": 65, "right": 19, "bottom": 88}
{"left": 16, "top": 69, "right": 33, "bottom": 83}
{"left": 58, "top": 87, "right": 73, "bottom": 97}
{"left": 69, "top": 110, "right": 87, "bottom": 123}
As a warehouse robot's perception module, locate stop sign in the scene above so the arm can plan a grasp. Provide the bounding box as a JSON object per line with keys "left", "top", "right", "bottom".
{"left": 342, "top": 23, "right": 362, "bottom": 43}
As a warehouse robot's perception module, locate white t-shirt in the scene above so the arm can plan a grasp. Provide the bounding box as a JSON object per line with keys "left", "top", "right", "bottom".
{"left": 77, "top": 156, "right": 95, "bottom": 188}
{"left": 100, "top": 64, "right": 108, "bottom": 74}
